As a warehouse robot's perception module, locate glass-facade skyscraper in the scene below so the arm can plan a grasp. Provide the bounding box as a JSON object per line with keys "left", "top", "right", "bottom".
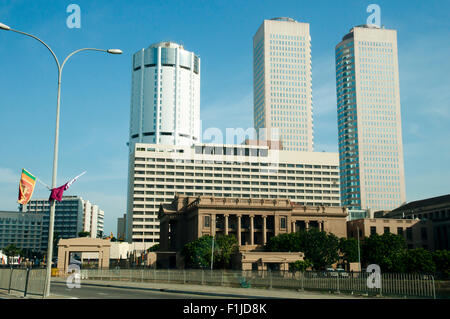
{"left": 335, "top": 24, "right": 406, "bottom": 211}
{"left": 253, "top": 18, "right": 313, "bottom": 151}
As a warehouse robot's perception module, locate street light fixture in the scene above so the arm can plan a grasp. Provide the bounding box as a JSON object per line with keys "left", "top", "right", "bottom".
{"left": 0, "top": 22, "right": 122, "bottom": 297}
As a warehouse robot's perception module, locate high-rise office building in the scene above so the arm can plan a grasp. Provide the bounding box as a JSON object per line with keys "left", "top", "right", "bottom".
{"left": 125, "top": 142, "right": 340, "bottom": 243}
{"left": 335, "top": 24, "right": 406, "bottom": 211}
{"left": 253, "top": 17, "right": 313, "bottom": 151}
{"left": 129, "top": 41, "right": 201, "bottom": 148}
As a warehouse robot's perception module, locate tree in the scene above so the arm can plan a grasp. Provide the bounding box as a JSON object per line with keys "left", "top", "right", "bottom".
{"left": 302, "top": 228, "right": 340, "bottom": 270}
{"left": 2, "top": 244, "right": 22, "bottom": 264}
{"left": 265, "top": 228, "right": 340, "bottom": 270}
{"left": 78, "top": 231, "right": 91, "bottom": 237}
{"left": 182, "top": 235, "right": 215, "bottom": 269}
{"left": 182, "top": 234, "right": 239, "bottom": 269}
{"left": 339, "top": 237, "right": 359, "bottom": 264}
{"left": 361, "top": 233, "right": 407, "bottom": 272}
{"left": 289, "top": 259, "right": 313, "bottom": 272}
{"left": 214, "top": 234, "right": 239, "bottom": 269}
{"left": 432, "top": 250, "right": 450, "bottom": 278}
{"left": 402, "top": 248, "right": 436, "bottom": 273}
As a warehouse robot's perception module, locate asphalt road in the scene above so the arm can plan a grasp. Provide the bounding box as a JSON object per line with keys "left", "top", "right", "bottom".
{"left": 50, "top": 281, "right": 234, "bottom": 299}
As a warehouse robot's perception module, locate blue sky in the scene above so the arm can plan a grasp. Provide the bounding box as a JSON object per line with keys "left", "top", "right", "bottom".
{"left": 0, "top": 0, "right": 449, "bottom": 236}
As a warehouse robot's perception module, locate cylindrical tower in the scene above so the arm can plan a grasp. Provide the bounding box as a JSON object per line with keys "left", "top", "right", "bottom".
{"left": 129, "top": 41, "right": 200, "bottom": 147}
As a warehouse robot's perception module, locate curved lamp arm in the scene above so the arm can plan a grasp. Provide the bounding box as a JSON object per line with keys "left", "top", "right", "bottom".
{"left": 7, "top": 27, "right": 61, "bottom": 71}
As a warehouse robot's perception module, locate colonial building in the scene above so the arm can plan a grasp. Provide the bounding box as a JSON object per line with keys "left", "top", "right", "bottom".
{"left": 347, "top": 218, "right": 434, "bottom": 250}
{"left": 382, "top": 194, "right": 450, "bottom": 250}
{"left": 158, "top": 195, "right": 348, "bottom": 270}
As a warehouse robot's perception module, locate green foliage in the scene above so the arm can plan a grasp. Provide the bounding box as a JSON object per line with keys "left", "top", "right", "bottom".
{"left": 182, "top": 234, "right": 239, "bottom": 269}
{"left": 2, "top": 244, "right": 22, "bottom": 257}
{"left": 289, "top": 259, "right": 313, "bottom": 272}
{"left": 339, "top": 237, "right": 359, "bottom": 263}
{"left": 432, "top": 250, "right": 450, "bottom": 278}
{"left": 361, "top": 233, "right": 407, "bottom": 272}
{"left": 78, "top": 231, "right": 91, "bottom": 237}
{"left": 265, "top": 232, "right": 305, "bottom": 252}
{"left": 402, "top": 248, "right": 436, "bottom": 273}
{"left": 182, "top": 235, "right": 215, "bottom": 269}
{"left": 148, "top": 244, "right": 160, "bottom": 252}
{"left": 265, "top": 228, "right": 340, "bottom": 270}
{"left": 214, "top": 234, "right": 239, "bottom": 269}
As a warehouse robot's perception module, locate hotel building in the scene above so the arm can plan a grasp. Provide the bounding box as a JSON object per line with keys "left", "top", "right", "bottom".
{"left": 125, "top": 142, "right": 340, "bottom": 243}
{"left": 25, "top": 196, "right": 105, "bottom": 252}
{"left": 129, "top": 41, "right": 200, "bottom": 148}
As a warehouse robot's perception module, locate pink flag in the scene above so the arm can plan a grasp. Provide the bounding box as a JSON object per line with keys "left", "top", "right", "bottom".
{"left": 49, "top": 171, "right": 86, "bottom": 202}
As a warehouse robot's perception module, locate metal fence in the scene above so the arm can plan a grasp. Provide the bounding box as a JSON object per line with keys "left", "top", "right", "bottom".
{"left": 76, "top": 268, "right": 436, "bottom": 299}
{"left": 0, "top": 268, "right": 46, "bottom": 297}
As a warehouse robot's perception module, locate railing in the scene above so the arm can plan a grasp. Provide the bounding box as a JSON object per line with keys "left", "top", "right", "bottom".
{"left": 0, "top": 267, "right": 47, "bottom": 297}
{"left": 74, "top": 268, "right": 436, "bottom": 299}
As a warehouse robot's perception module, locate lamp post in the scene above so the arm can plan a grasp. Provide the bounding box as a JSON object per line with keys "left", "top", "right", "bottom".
{"left": 357, "top": 225, "right": 361, "bottom": 272}
{"left": 0, "top": 22, "right": 122, "bottom": 297}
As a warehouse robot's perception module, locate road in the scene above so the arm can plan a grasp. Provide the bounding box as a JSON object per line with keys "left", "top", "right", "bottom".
{"left": 50, "top": 281, "right": 235, "bottom": 299}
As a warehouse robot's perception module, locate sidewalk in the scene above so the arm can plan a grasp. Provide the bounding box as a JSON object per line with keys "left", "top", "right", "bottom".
{"left": 49, "top": 277, "right": 371, "bottom": 299}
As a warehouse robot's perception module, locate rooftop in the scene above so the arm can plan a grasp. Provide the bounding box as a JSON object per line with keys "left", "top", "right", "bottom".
{"left": 390, "top": 194, "right": 450, "bottom": 213}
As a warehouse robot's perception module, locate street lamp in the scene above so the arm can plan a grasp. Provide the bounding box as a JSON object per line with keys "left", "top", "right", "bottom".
{"left": 0, "top": 22, "right": 122, "bottom": 297}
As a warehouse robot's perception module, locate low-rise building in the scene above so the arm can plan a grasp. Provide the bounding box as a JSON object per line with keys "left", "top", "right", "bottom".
{"left": 347, "top": 218, "right": 434, "bottom": 250}
{"left": 384, "top": 194, "right": 450, "bottom": 250}
{"left": 157, "top": 194, "right": 348, "bottom": 270}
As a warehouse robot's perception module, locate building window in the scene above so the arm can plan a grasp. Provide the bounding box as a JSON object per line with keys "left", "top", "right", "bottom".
{"left": 370, "top": 226, "right": 376, "bottom": 235}
{"left": 406, "top": 228, "right": 413, "bottom": 241}
{"left": 421, "top": 228, "right": 428, "bottom": 240}
{"left": 397, "top": 227, "right": 403, "bottom": 236}
{"left": 384, "top": 227, "right": 390, "bottom": 234}
{"left": 280, "top": 217, "right": 286, "bottom": 229}
{"left": 204, "top": 216, "right": 211, "bottom": 228}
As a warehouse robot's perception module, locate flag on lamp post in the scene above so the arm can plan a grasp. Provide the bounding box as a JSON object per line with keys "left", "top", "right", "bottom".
{"left": 17, "top": 169, "right": 37, "bottom": 205}
{"left": 49, "top": 171, "right": 86, "bottom": 202}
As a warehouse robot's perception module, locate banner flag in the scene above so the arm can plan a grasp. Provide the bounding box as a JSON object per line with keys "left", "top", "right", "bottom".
{"left": 17, "top": 169, "right": 37, "bottom": 205}
{"left": 49, "top": 171, "right": 86, "bottom": 202}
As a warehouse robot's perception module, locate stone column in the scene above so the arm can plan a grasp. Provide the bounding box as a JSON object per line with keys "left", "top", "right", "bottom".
{"left": 224, "top": 214, "right": 229, "bottom": 235}
{"left": 292, "top": 221, "right": 296, "bottom": 233}
{"left": 237, "top": 215, "right": 242, "bottom": 246}
{"left": 262, "top": 216, "right": 267, "bottom": 245}
{"left": 305, "top": 221, "right": 309, "bottom": 230}
{"left": 250, "top": 215, "right": 254, "bottom": 245}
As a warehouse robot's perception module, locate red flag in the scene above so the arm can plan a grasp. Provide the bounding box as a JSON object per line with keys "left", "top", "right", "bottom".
{"left": 49, "top": 171, "right": 86, "bottom": 202}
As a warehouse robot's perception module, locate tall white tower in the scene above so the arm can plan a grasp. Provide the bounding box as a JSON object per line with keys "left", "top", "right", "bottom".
{"left": 335, "top": 25, "right": 406, "bottom": 211}
{"left": 129, "top": 42, "right": 201, "bottom": 147}
{"left": 253, "top": 18, "right": 314, "bottom": 151}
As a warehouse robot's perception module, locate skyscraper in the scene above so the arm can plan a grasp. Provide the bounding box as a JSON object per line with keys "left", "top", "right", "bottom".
{"left": 253, "top": 17, "right": 313, "bottom": 151}
{"left": 335, "top": 24, "right": 406, "bottom": 211}
{"left": 129, "top": 41, "right": 201, "bottom": 148}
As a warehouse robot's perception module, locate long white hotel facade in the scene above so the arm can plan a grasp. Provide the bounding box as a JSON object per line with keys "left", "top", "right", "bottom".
{"left": 125, "top": 143, "right": 340, "bottom": 243}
